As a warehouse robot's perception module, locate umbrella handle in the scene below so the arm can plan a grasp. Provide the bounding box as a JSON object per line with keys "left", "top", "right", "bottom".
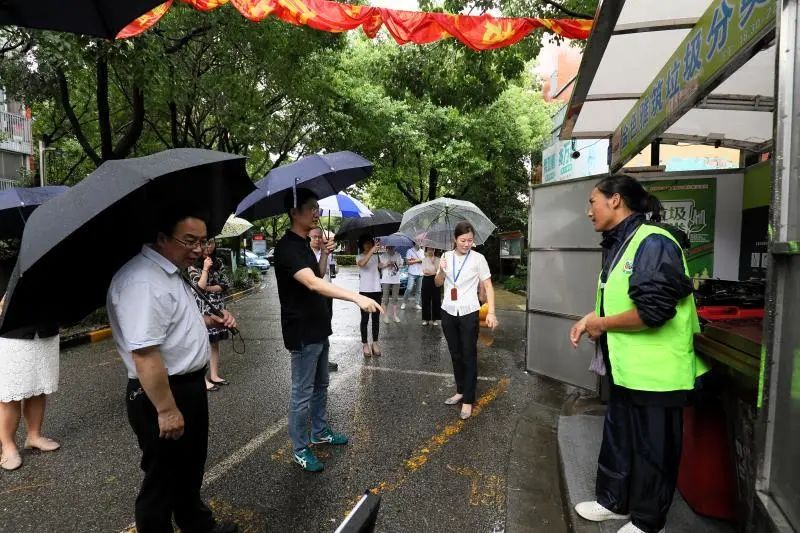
{"left": 181, "top": 274, "right": 239, "bottom": 336}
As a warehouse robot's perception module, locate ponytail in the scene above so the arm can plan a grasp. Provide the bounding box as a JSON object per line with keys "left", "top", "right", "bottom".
{"left": 595, "top": 174, "right": 662, "bottom": 220}
{"left": 644, "top": 194, "right": 663, "bottom": 222}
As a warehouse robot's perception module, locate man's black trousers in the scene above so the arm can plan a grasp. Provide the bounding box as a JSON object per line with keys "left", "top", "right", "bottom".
{"left": 126, "top": 368, "right": 214, "bottom": 533}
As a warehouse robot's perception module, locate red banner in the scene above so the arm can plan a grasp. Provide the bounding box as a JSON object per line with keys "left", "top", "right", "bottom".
{"left": 117, "top": 0, "right": 592, "bottom": 49}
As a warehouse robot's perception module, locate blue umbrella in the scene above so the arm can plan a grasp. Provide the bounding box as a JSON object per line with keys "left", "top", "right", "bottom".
{"left": 377, "top": 232, "right": 414, "bottom": 247}
{"left": 236, "top": 151, "right": 373, "bottom": 220}
{"left": 377, "top": 232, "right": 415, "bottom": 257}
{"left": 0, "top": 186, "right": 69, "bottom": 239}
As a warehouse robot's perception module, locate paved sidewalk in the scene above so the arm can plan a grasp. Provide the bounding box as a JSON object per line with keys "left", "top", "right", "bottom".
{"left": 494, "top": 288, "right": 526, "bottom": 312}
{"left": 558, "top": 414, "right": 735, "bottom": 533}
{"left": 505, "top": 373, "right": 577, "bottom": 533}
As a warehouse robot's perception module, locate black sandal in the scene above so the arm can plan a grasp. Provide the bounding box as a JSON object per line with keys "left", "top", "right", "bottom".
{"left": 210, "top": 378, "right": 229, "bottom": 386}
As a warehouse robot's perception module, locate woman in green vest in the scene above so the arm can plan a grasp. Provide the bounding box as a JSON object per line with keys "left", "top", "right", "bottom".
{"left": 570, "top": 174, "right": 708, "bottom": 533}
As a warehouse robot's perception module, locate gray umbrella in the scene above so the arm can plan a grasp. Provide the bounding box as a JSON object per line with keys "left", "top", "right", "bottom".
{"left": 335, "top": 209, "right": 403, "bottom": 241}
{"left": 0, "top": 1, "right": 166, "bottom": 39}
{"left": 399, "top": 198, "right": 496, "bottom": 250}
{"left": 0, "top": 148, "right": 255, "bottom": 336}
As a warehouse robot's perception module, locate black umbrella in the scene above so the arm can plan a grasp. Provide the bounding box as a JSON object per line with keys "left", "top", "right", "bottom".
{"left": 0, "top": 148, "right": 255, "bottom": 336}
{"left": 235, "top": 151, "right": 373, "bottom": 220}
{"left": 0, "top": 185, "right": 69, "bottom": 240}
{"left": 0, "top": 1, "right": 165, "bottom": 39}
{"left": 335, "top": 209, "right": 403, "bottom": 241}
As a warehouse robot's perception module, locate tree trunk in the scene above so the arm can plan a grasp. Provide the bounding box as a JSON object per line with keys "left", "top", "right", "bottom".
{"left": 395, "top": 180, "right": 420, "bottom": 205}
{"left": 169, "top": 101, "right": 180, "bottom": 147}
{"left": 428, "top": 167, "right": 439, "bottom": 200}
{"left": 55, "top": 69, "right": 101, "bottom": 166}
{"left": 96, "top": 57, "right": 113, "bottom": 161}
{"left": 112, "top": 85, "right": 144, "bottom": 159}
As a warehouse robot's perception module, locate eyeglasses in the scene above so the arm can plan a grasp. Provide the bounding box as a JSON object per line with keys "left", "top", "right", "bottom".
{"left": 172, "top": 236, "right": 214, "bottom": 250}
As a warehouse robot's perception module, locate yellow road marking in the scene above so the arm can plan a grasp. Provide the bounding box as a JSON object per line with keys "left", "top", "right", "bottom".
{"left": 404, "top": 377, "right": 509, "bottom": 473}
{"left": 342, "top": 377, "right": 510, "bottom": 513}
{"left": 89, "top": 328, "right": 113, "bottom": 343}
{"left": 446, "top": 464, "right": 505, "bottom": 509}
{"left": 270, "top": 440, "right": 333, "bottom": 463}
{"left": 208, "top": 498, "right": 265, "bottom": 532}
{"left": 122, "top": 499, "right": 264, "bottom": 533}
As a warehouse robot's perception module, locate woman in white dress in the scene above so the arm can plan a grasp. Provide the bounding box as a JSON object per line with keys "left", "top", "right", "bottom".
{"left": 0, "top": 295, "right": 61, "bottom": 471}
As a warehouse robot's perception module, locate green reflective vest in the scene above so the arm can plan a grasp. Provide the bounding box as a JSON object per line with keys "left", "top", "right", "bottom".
{"left": 595, "top": 224, "right": 709, "bottom": 391}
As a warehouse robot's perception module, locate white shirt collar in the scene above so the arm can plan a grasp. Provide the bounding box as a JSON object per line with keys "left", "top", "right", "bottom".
{"left": 141, "top": 244, "right": 179, "bottom": 275}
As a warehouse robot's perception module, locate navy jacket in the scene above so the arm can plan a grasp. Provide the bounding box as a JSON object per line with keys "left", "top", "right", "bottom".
{"left": 600, "top": 214, "right": 694, "bottom": 328}
{"left": 599, "top": 214, "right": 695, "bottom": 405}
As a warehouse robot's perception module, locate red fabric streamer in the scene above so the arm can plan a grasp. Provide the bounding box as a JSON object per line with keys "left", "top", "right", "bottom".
{"left": 117, "top": 0, "right": 593, "bottom": 49}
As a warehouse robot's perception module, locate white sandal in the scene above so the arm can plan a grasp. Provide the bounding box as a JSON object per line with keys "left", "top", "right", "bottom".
{"left": 1, "top": 452, "right": 22, "bottom": 471}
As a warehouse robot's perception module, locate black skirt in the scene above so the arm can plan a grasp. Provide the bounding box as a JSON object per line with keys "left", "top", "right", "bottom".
{"left": 208, "top": 329, "right": 230, "bottom": 344}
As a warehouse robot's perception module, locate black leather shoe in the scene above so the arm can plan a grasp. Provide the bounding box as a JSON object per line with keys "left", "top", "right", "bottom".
{"left": 328, "top": 361, "right": 339, "bottom": 372}
{"left": 211, "top": 520, "right": 239, "bottom": 533}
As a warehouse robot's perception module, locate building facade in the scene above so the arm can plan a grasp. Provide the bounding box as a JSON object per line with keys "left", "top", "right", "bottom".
{"left": 0, "top": 87, "right": 33, "bottom": 190}
{"left": 535, "top": 39, "right": 740, "bottom": 184}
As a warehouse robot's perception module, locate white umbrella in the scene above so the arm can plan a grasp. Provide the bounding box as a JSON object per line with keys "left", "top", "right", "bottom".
{"left": 216, "top": 215, "right": 253, "bottom": 239}
{"left": 399, "top": 198, "right": 496, "bottom": 250}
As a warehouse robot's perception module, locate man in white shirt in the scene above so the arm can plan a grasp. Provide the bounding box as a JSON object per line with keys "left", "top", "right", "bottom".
{"left": 107, "top": 211, "right": 238, "bottom": 533}
{"left": 402, "top": 243, "right": 424, "bottom": 310}
{"left": 309, "top": 227, "right": 339, "bottom": 372}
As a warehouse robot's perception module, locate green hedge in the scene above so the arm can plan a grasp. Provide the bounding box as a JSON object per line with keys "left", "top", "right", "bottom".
{"left": 232, "top": 267, "right": 261, "bottom": 290}
{"left": 334, "top": 254, "right": 357, "bottom": 266}
{"left": 503, "top": 276, "right": 527, "bottom": 293}
{"left": 247, "top": 267, "right": 262, "bottom": 284}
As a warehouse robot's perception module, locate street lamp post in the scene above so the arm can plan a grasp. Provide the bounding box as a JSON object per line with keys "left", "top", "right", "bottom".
{"left": 37, "top": 141, "right": 59, "bottom": 186}
{"left": 38, "top": 140, "right": 46, "bottom": 186}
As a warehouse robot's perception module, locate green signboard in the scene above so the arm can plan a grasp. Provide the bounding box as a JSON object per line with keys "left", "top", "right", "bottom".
{"left": 610, "top": 0, "right": 777, "bottom": 170}
{"left": 644, "top": 178, "right": 717, "bottom": 278}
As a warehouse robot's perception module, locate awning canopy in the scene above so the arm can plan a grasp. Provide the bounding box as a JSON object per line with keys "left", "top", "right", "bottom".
{"left": 561, "top": 0, "right": 775, "bottom": 156}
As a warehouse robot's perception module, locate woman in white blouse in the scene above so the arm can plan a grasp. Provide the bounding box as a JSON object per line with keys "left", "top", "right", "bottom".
{"left": 379, "top": 245, "right": 403, "bottom": 324}
{"left": 435, "top": 221, "right": 498, "bottom": 419}
{"left": 356, "top": 235, "right": 383, "bottom": 357}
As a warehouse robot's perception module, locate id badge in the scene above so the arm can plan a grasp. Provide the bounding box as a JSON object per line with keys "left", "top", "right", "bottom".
{"left": 450, "top": 287, "right": 458, "bottom": 300}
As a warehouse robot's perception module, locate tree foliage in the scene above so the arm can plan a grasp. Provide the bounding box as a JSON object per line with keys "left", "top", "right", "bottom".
{"left": 0, "top": 0, "right": 600, "bottom": 232}
{"left": 0, "top": 6, "right": 344, "bottom": 182}
{"left": 316, "top": 36, "right": 553, "bottom": 231}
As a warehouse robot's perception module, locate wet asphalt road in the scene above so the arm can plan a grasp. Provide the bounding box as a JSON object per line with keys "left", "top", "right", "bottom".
{"left": 0, "top": 267, "right": 547, "bottom": 533}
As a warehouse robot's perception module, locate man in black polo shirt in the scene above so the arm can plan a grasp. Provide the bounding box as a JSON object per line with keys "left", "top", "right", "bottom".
{"left": 273, "top": 188, "right": 382, "bottom": 472}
